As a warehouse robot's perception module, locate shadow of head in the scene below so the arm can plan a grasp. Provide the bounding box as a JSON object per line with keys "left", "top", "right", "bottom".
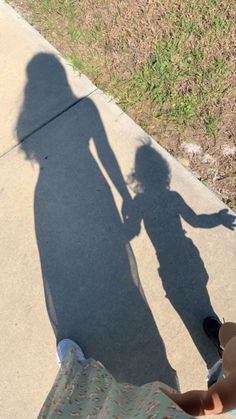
{"left": 128, "top": 140, "right": 171, "bottom": 194}
{"left": 16, "top": 52, "right": 75, "bottom": 161}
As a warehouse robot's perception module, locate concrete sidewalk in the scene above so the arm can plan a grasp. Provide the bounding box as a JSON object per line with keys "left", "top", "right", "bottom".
{"left": 0, "top": 2, "right": 235, "bottom": 418}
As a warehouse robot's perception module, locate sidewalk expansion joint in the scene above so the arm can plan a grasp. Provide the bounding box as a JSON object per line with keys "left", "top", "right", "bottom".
{"left": 0, "top": 87, "right": 98, "bottom": 159}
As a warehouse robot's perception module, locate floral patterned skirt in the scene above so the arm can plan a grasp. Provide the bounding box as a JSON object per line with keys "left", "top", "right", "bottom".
{"left": 38, "top": 348, "right": 194, "bottom": 419}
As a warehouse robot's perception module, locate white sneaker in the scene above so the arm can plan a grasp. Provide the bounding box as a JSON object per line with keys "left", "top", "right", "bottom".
{"left": 56, "top": 338, "right": 86, "bottom": 366}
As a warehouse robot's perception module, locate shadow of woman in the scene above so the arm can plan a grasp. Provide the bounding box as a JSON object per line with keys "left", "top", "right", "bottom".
{"left": 16, "top": 53, "right": 178, "bottom": 387}
{"left": 125, "top": 141, "right": 236, "bottom": 368}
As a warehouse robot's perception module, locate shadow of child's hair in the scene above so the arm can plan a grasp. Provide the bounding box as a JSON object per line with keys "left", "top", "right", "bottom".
{"left": 128, "top": 137, "right": 171, "bottom": 193}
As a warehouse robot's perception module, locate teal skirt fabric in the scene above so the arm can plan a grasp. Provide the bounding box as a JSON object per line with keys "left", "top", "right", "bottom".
{"left": 38, "top": 347, "right": 194, "bottom": 419}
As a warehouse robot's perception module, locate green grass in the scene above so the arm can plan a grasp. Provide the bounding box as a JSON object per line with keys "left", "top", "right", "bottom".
{"left": 67, "top": 54, "right": 99, "bottom": 77}
{"left": 69, "top": 27, "right": 83, "bottom": 44}
{"left": 116, "top": 44, "right": 228, "bottom": 136}
{"left": 111, "top": 4, "right": 232, "bottom": 137}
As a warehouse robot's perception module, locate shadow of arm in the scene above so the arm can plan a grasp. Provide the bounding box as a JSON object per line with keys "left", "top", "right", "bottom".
{"left": 92, "top": 111, "right": 131, "bottom": 203}
{"left": 177, "top": 193, "right": 236, "bottom": 230}
{"left": 123, "top": 195, "right": 142, "bottom": 241}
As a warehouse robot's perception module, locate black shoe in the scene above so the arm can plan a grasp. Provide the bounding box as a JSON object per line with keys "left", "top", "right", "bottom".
{"left": 203, "top": 316, "right": 223, "bottom": 357}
